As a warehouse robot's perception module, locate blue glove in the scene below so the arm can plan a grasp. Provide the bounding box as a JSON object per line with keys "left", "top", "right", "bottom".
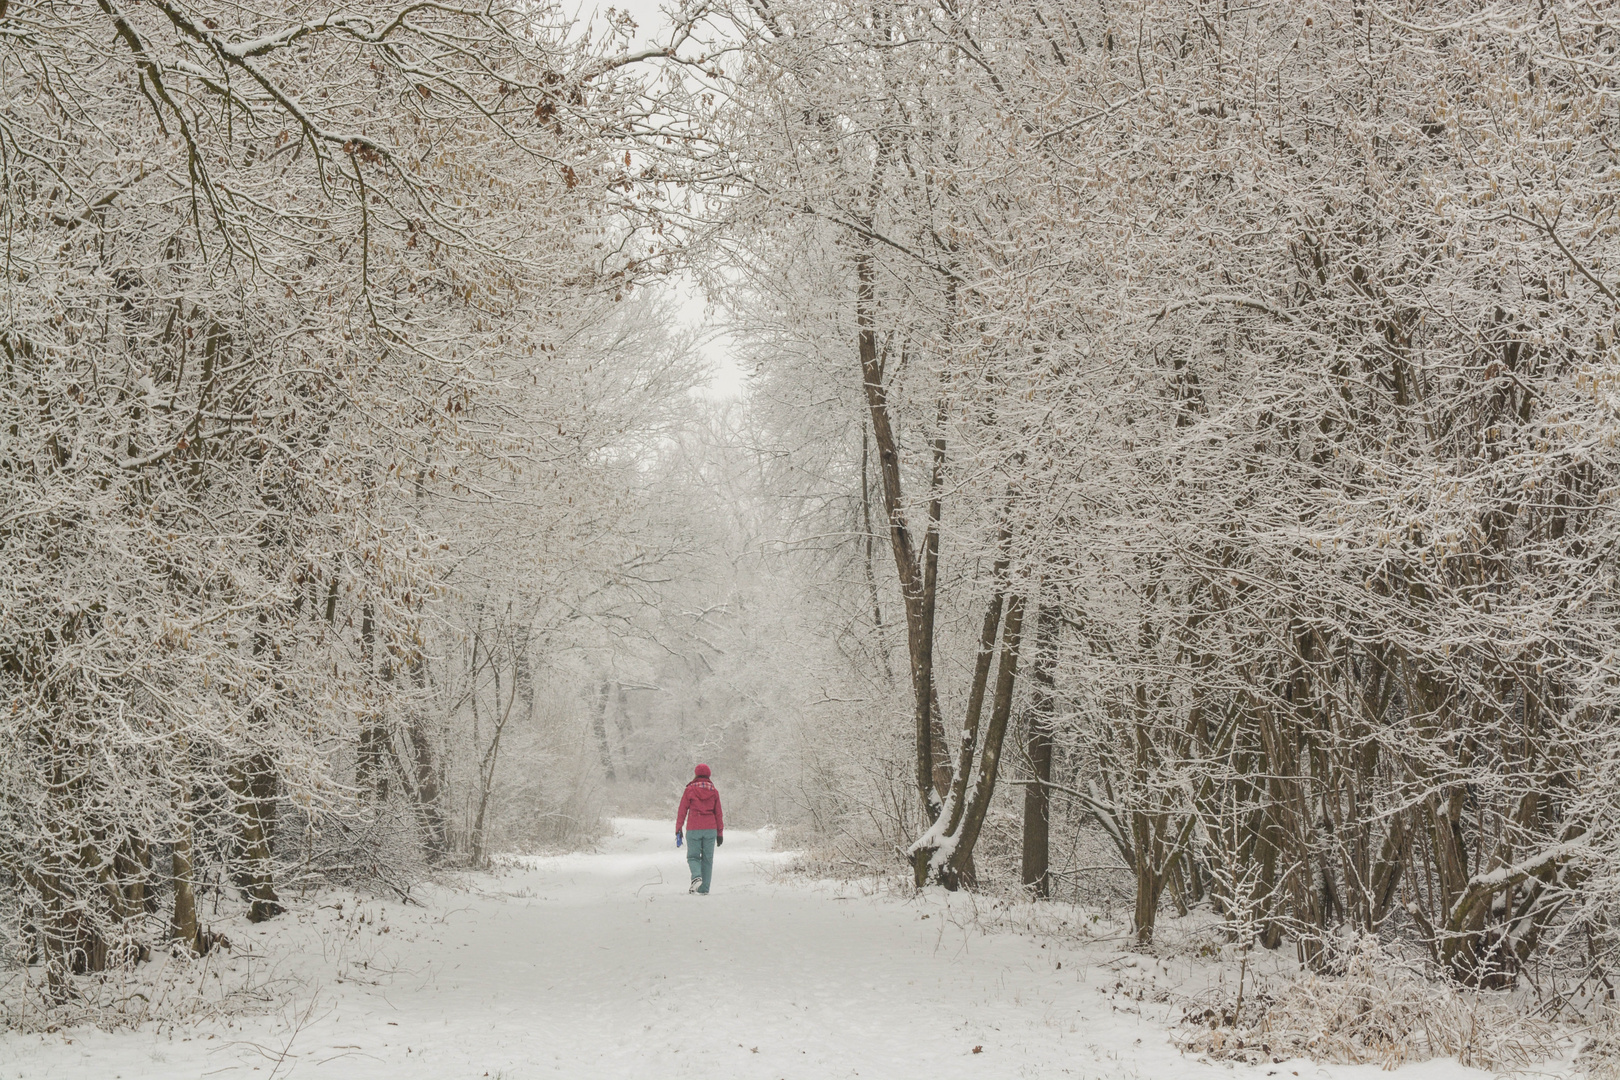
{"left": 676, "top": 831, "right": 683, "bottom": 848}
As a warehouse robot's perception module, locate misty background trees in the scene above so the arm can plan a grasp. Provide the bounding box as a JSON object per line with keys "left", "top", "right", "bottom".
{"left": 6, "top": 0, "right": 1620, "bottom": 1023}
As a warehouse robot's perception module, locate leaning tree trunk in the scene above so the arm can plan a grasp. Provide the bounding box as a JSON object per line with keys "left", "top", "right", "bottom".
{"left": 939, "top": 553, "right": 1009, "bottom": 849}
{"left": 945, "top": 594, "right": 1026, "bottom": 886}
{"left": 854, "top": 242, "right": 943, "bottom": 882}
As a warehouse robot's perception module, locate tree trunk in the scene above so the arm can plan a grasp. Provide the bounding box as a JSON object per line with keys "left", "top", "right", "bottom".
{"left": 860, "top": 425, "right": 894, "bottom": 684}
{"left": 470, "top": 652, "right": 521, "bottom": 866}
{"left": 230, "top": 753, "right": 283, "bottom": 922}
{"left": 592, "top": 680, "right": 616, "bottom": 781}
{"left": 1131, "top": 807, "right": 1164, "bottom": 946}
{"left": 1257, "top": 796, "right": 1284, "bottom": 950}
{"left": 946, "top": 593, "right": 1026, "bottom": 885}
{"left": 226, "top": 604, "right": 284, "bottom": 924}
{"left": 1130, "top": 649, "right": 1168, "bottom": 945}
{"left": 357, "top": 601, "right": 387, "bottom": 798}
{"left": 408, "top": 717, "right": 447, "bottom": 860}
{"left": 613, "top": 683, "right": 634, "bottom": 778}
{"left": 942, "top": 564, "right": 1009, "bottom": 842}
{"left": 1022, "top": 592, "right": 1060, "bottom": 898}
{"left": 921, "top": 401, "right": 954, "bottom": 808}
{"left": 853, "top": 246, "right": 939, "bottom": 885}
{"left": 25, "top": 862, "right": 97, "bottom": 1001}
{"left": 169, "top": 805, "right": 199, "bottom": 952}
{"left": 407, "top": 650, "right": 447, "bottom": 860}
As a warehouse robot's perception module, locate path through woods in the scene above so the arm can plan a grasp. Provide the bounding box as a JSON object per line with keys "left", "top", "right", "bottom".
{"left": 4, "top": 821, "right": 1500, "bottom": 1079}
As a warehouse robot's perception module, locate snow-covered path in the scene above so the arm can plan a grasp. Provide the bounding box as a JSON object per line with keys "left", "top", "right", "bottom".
{"left": 4, "top": 819, "right": 1505, "bottom": 1079}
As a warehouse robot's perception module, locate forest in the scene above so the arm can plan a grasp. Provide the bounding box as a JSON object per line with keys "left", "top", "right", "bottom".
{"left": 5, "top": 0, "right": 1620, "bottom": 1071}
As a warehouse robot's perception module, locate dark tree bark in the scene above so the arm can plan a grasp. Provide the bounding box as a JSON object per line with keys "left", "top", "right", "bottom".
{"left": 1021, "top": 591, "right": 1061, "bottom": 898}
{"left": 230, "top": 752, "right": 283, "bottom": 922}
{"left": 234, "top": 608, "right": 282, "bottom": 923}
{"left": 406, "top": 649, "right": 448, "bottom": 860}
{"left": 855, "top": 245, "right": 942, "bottom": 871}
{"left": 169, "top": 804, "right": 199, "bottom": 952}
{"left": 357, "top": 601, "right": 387, "bottom": 799}
{"left": 860, "top": 425, "right": 894, "bottom": 684}
{"left": 946, "top": 594, "right": 1026, "bottom": 886}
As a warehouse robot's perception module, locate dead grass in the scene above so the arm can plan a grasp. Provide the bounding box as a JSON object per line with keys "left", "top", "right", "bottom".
{"left": 1173, "top": 936, "right": 1571, "bottom": 1072}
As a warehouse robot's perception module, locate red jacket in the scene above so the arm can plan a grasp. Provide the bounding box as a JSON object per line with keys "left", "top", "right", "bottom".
{"left": 677, "top": 777, "right": 723, "bottom": 834}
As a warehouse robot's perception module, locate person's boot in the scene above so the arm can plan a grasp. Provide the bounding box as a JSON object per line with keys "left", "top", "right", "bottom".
{"left": 689, "top": 877, "right": 701, "bottom": 894}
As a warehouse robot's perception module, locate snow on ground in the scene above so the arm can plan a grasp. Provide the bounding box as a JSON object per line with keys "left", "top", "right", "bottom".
{"left": 0, "top": 819, "right": 1537, "bottom": 1079}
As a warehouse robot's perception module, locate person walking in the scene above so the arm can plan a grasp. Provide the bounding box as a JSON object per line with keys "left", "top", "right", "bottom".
{"left": 676, "top": 764, "right": 724, "bottom": 894}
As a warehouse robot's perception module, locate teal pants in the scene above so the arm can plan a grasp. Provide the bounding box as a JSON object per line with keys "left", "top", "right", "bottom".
{"left": 685, "top": 829, "right": 717, "bottom": 893}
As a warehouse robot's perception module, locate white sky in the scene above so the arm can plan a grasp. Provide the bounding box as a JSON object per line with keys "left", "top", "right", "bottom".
{"left": 577, "top": 1, "right": 747, "bottom": 401}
